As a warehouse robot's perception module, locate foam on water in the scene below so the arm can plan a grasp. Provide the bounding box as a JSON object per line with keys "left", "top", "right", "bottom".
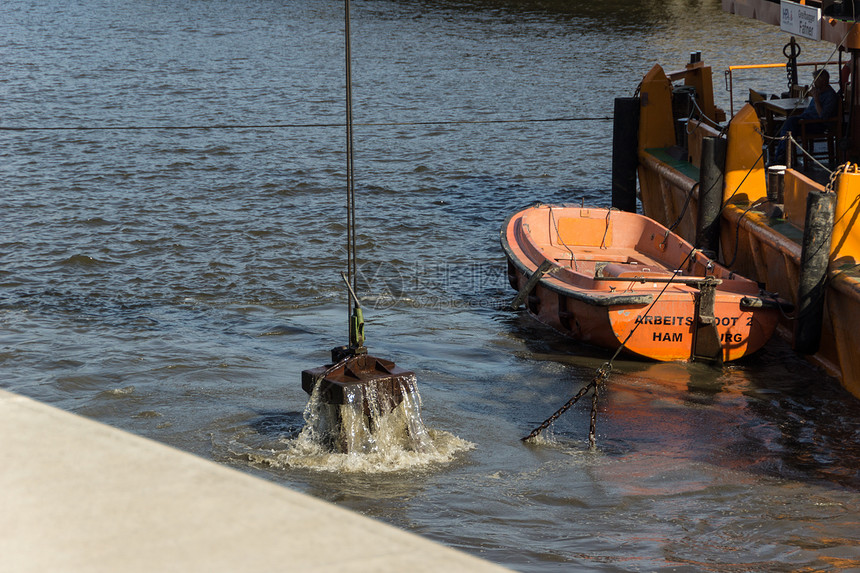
{"left": 250, "top": 375, "right": 473, "bottom": 473}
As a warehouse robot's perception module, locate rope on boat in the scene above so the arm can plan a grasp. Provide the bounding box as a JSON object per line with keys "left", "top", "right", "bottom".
{"left": 721, "top": 138, "right": 851, "bottom": 272}
{"left": 662, "top": 181, "right": 700, "bottom": 244}
{"left": 600, "top": 208, "right": 613, "bottom": 249}
{"left": 723, "top": 196, "right": 771, "bottom": 269}
{"left": 526, "top": 26, "right": 857, "bottom": 447}
{"left": 549, "top": 205, "right": 580, "bottom": 270}
{"left": 522, "top": 242, "right": 704, "bottom": 447}
{"left": 687, "top": 99, "right": 728, "bottom": 136}
{"left": 719, "top": 154, "right": 856, "bottom": 324}
{"left": 718, "top": 147, "right": 780, "bottom": 270}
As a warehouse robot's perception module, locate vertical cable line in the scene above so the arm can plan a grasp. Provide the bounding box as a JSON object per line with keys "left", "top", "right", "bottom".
{"left": 344, "top": 0, "right": 357, "bottom": 336}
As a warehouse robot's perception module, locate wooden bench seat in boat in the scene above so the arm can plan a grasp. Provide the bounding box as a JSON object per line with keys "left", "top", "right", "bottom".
{"left": 596, "top": 262, "right": 676, "bottom": 280}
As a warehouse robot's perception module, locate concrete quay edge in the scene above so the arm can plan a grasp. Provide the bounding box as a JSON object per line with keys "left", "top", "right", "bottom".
{"left": 0, "top": 389, "right": 512, "bottom": 572}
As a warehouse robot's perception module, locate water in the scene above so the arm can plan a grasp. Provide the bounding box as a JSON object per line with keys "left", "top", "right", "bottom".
{"left": 254, "top": 372, "right": 472, "bottom": 472}
{"left": 2, "top": 0, "right": 859, "bottom": 570}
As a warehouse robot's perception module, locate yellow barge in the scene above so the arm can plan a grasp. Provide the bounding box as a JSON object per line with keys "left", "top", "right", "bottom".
{"left": 620, "top": 0, "right": 860, "bottom": 398}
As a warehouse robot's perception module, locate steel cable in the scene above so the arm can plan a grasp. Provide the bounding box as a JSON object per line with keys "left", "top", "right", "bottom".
{"left": 0, "top": 116, "right": 612, "bottom": 133}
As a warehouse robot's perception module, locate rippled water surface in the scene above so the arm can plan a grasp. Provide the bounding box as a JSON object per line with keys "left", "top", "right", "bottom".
{"left": 2, "top": 0, "right": 859, "bottom": 570}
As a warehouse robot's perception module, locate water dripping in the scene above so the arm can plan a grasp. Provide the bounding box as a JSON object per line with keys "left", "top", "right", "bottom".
{"left": 277, "top": 366, "right": 471, "bottom": 473}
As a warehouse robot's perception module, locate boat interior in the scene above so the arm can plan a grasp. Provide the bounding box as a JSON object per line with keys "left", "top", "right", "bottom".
{"left": 517, "top": 207, "right": 742, "bottom": 286}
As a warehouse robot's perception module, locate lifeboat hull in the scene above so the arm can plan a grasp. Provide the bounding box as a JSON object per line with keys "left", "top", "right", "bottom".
{"left": 501, "top": 205, "right": 782, "bottom": 362}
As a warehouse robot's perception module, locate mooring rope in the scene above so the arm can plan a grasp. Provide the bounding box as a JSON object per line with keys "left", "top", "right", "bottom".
{"left": 723, "top": 196, "right": 771, "bottom": 270}
{"left": 687, "top": 99, "right": 727, "bottom": 136}
{"left": 665, "top": 181, "right": 700, "bottom": 236}
{"left": 524, "top": 31, "right": 857, "bottom": 447}
{"left": 721, "top": 139, "right": 845, "bottom": 271}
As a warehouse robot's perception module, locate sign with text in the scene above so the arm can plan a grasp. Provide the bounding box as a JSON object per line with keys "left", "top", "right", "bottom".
{"left": 780, "top": 1, "right": 821, "bottom": 41}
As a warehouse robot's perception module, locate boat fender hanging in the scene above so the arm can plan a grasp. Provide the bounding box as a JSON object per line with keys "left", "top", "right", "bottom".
{"left": 696, "top": 136, "right": 726, "bottom": 258}
{"left": 795, "top": 190, "right": 837, "bottom": 355}
{"left": 611, "top": 97, "right": 640, "bottom": 213}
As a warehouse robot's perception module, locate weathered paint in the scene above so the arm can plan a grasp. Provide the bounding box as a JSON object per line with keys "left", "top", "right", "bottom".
{"left": 635, "top": 56, "right": 860, "bottom": 398}
{"left": 783, "top": 169, "right": 822, "bottom": 231}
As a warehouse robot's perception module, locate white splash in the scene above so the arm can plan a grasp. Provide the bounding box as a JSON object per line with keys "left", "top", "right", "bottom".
{"left": 262, "top": 375, "right": 473, "bottom": 473}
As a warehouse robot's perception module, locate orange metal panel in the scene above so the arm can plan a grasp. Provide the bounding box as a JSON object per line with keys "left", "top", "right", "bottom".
{"left": 607, "top": 300, "right": 772, "bottom": 362}
{"left": 557, "top": 214, "right": 613, "bottom": 248}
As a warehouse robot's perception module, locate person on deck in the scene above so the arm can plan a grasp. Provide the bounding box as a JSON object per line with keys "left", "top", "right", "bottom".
{"left": 772, "top": 69, "right": 839, "bottom": 165}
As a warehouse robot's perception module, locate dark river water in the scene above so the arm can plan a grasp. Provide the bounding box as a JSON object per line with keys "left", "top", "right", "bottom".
{"left": 3, "top": 0, "right": 860, "bottom": 570}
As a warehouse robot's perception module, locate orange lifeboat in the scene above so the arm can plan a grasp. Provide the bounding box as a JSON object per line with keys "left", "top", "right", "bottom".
{"left": 501, "top": 204, "right": 785, "bottom": 362}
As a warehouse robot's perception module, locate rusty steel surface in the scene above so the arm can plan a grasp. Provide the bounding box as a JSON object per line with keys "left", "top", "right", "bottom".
{"left": 301, "top": 353, "right": 415, "bottom": 408}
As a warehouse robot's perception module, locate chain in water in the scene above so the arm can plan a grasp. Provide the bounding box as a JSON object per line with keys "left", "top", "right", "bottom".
{"left": 521, "top": 364, "right": 610, "bottom": 443}
{"left": 521, "top": 240, "right": 712, "bottom": 446}
{"left": 588, "top": 377, "right": 600, "bottom": 449}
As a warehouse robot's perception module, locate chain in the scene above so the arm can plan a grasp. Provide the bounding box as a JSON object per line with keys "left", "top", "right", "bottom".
{"left": 521, "top": 242, "right": 707, "bottom": 446}
{"left": 825, "top": 162, "right": 859, "bottom": 193}
{"left": 521, "top": 363, "right": 611, "bottom": 443}
{"left": 588, "top": 377, "right": 601, "bottom": 449}
{"left": 827, "top": 167, "right": 841, "bottom": 193}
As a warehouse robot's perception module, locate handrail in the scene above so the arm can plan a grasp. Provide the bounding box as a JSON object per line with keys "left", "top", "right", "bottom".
{"left": 724, "top": 60, "right": 838, "bottom": 116}
{"left": 593, "top": 276, "right": 723, "bottom": 286}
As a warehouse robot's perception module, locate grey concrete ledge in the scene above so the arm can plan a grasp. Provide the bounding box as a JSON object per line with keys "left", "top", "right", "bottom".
{"left": 0, "top": 389, "right": 511, "bottom": 573}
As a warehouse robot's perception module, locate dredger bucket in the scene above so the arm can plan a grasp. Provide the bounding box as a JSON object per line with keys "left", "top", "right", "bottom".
{"left": 301, "top": 351, "right": 414, "bottom": 415}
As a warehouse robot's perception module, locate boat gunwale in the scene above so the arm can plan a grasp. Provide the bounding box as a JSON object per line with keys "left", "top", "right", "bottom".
{"left": 502, "top": 204, "right": 788, "bottom": 311}
{"left": 500, "top": 208, "right": 653, "bottom": 307}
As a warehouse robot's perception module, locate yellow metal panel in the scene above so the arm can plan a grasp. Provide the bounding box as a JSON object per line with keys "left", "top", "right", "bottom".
{"left": 638, "top": 65, "right": 675, "bottom": 153}
{"left": 723, "top": 104, "right": 767, "bottom": 204}
{"left": 831, "top": 169, "right": 860, "bottom": 266}
{"left": 686, "top": 121, "right": 722, "bottom": 169}
{"left": 682, "top": 62, "right": 715, "bottom": 122}
{"left": 782, "top": 169, "right": 824, "bottom": 231}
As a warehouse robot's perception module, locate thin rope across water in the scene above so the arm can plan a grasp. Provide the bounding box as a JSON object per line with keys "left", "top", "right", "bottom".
{"left": 0, "top": 116, "right": 612, "bottom": 133}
